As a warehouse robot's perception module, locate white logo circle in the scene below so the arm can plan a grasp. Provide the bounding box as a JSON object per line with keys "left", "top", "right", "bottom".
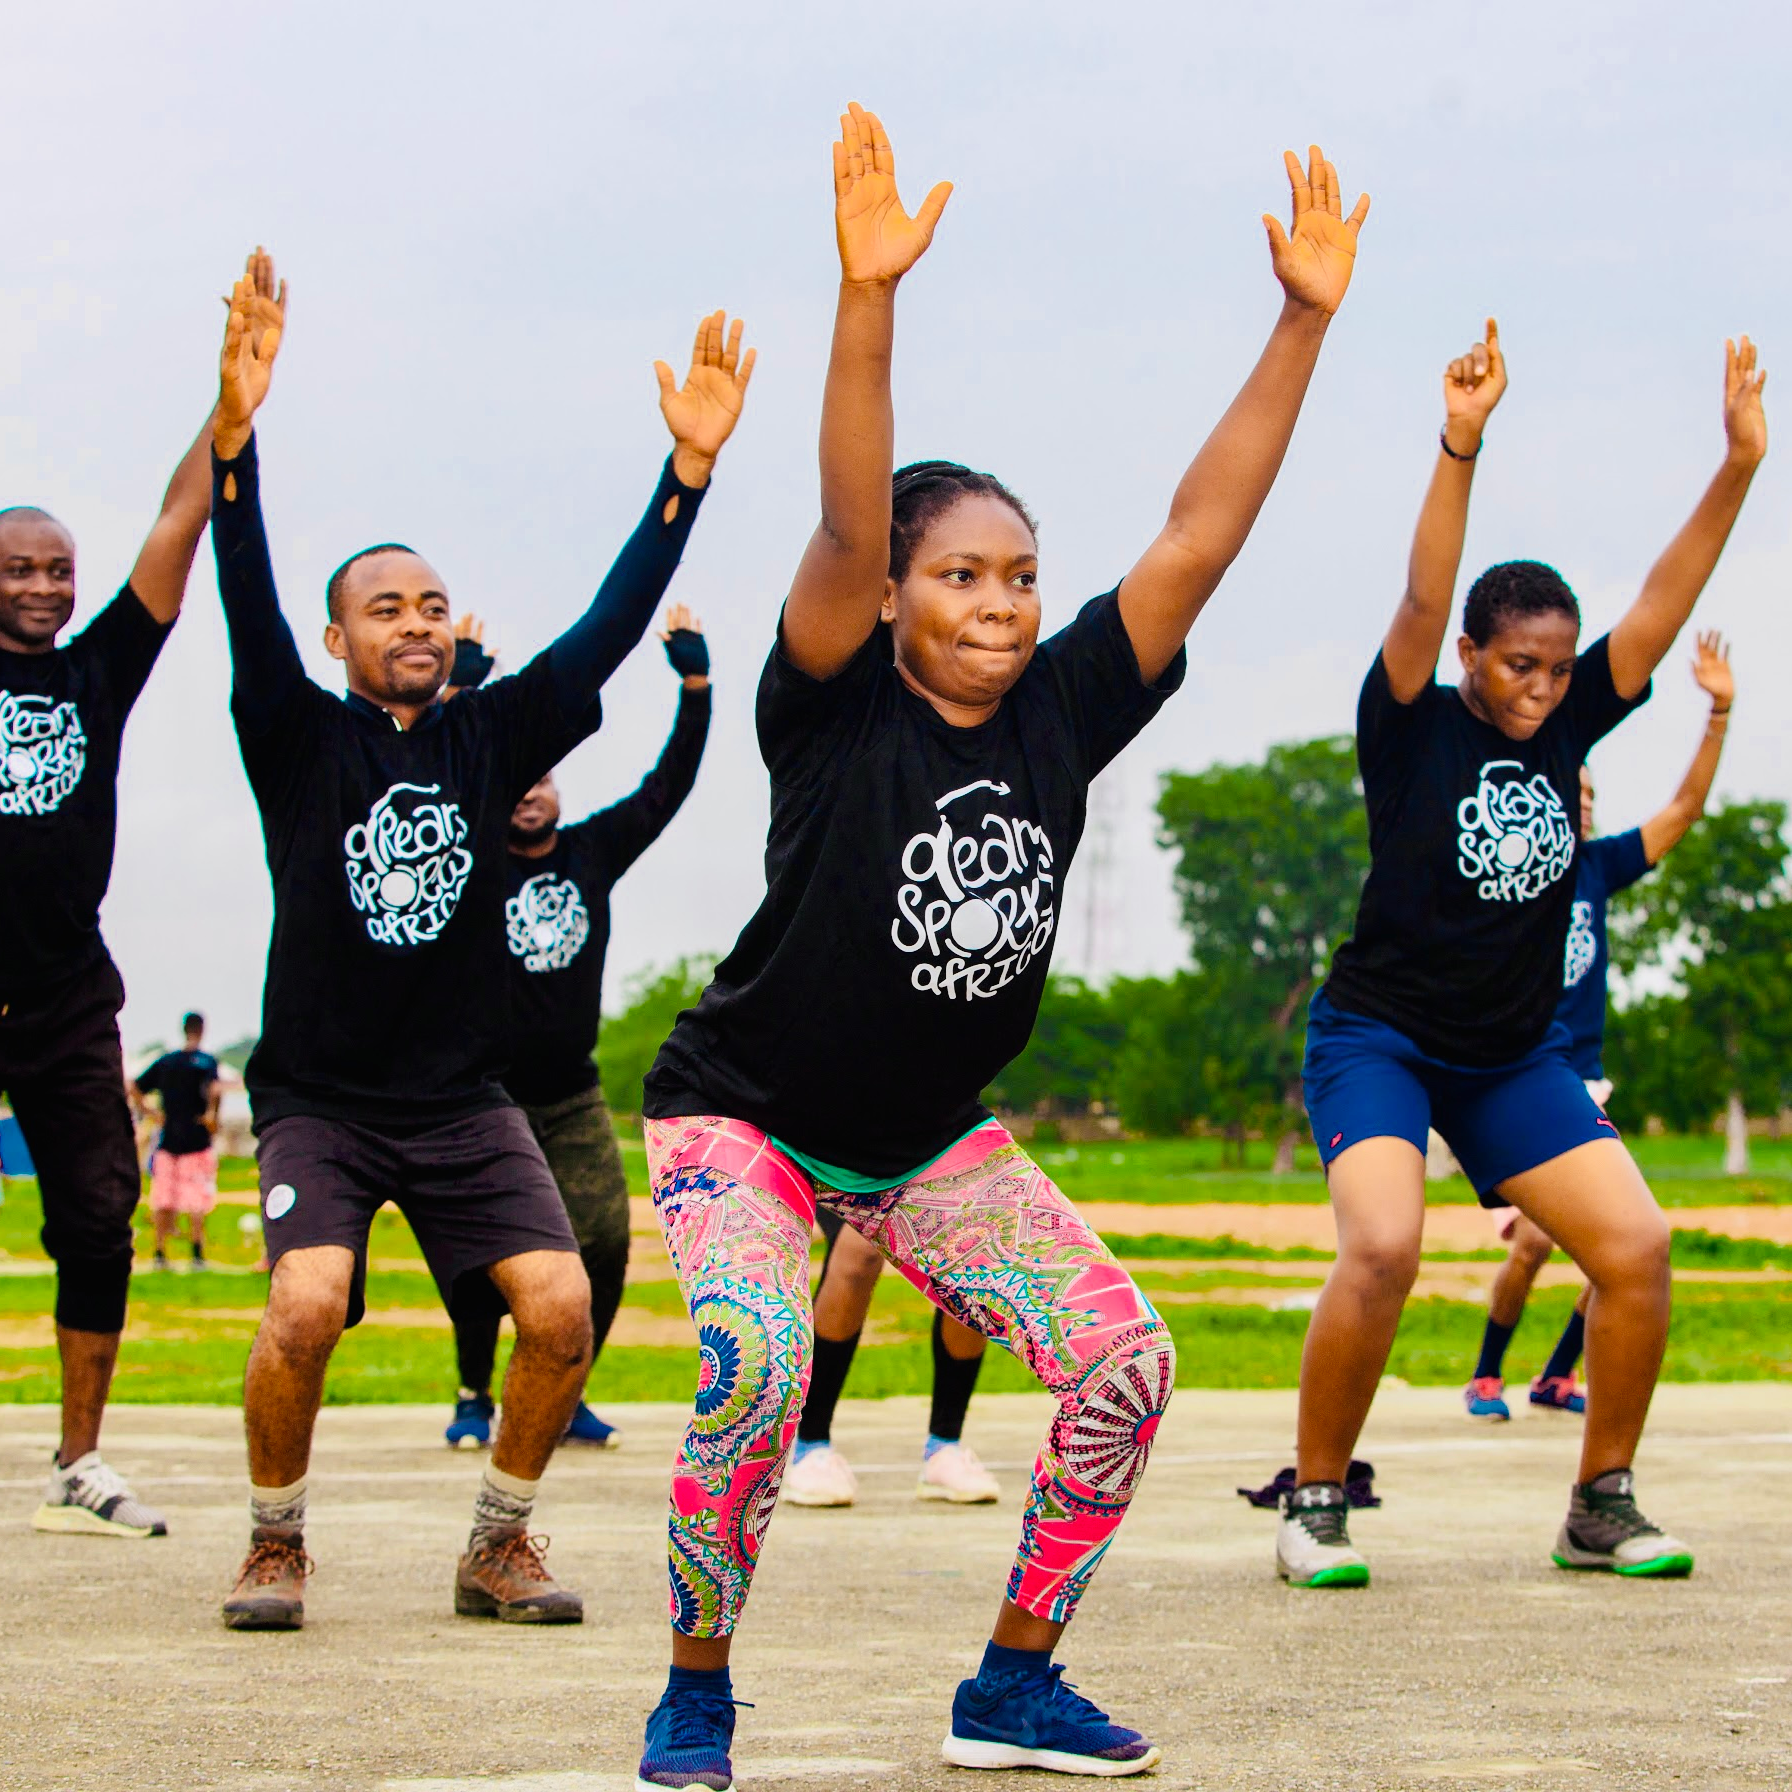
{"left": 505, "top": 873, "right": 590, "bottom": 973}
{"left": 5, "top": 748, "right": 35, "bottom": 784}
{"left": 265, "top": 1184, "right": 297, "bottom": 1220}
{"left": 343, "top": 781, "right": 473, "bottom": 947}
{"left": 949, "top": 897, "right": 1001, "bottom": 952}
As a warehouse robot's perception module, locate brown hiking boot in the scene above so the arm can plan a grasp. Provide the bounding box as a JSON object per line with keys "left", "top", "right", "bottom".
{"left": 223, "top": 1527, "right": 311, "bottom": 1630}
{"left": 455, "top": 1528, "right": 583, "bottom": 1623}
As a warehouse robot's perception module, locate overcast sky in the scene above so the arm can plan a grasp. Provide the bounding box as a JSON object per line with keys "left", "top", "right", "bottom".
{"left": 4, "top": 1, "right": 1786, "bottom": 1050}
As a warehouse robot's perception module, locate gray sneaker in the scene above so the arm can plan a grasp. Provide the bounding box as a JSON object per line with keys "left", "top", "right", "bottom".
{"left": 1553, "top": 1468, "right": 1692, "bottom": 1578}
{"left": 32, "top": 1451, "right": 168, "bottom": 1539}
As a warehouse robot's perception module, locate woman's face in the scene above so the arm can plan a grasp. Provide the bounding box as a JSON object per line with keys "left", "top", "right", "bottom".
{"left": 1457, "top": 609, "right": 1580, "bottom": 741}
{"left": 883, "top": 492, "right": 1041, "bottom": 716}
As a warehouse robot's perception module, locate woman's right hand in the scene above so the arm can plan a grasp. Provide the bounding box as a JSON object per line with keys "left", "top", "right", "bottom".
{"left": 833, "top": 101, "right": 953, "bottom": 287}
{"left": 1442, "top": 317, "right": 1507, "bottom": 455}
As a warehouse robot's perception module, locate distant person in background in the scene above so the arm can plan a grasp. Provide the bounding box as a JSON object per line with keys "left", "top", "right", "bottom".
{"left": 784, "top": 1210, "right": 999, "bottom": 1507}
{"left": 0, "top": 250, "right": 276, "bottom": 1541}
{"left": 1466, "top": 633, "right": 1736, "bottom": 1420}
{"left": 132, "top": 1012, "right": 223, "bottom": 1270}
{"left": 442, "top": 604, "right": 712, "bottom": 1453}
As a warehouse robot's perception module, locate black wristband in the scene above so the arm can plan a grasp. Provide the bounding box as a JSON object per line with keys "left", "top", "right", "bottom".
{"left": 663, "top": 628, "right": 710, "bottom": 678}
{"left": 450, "top": 637, "right": 496, "bottom": 690}
{"left": 1710, "top": 704, "right": 1731, "bottom": 718}
{"left": 1439, "top": 428, "right": 1481, "bottom": 463}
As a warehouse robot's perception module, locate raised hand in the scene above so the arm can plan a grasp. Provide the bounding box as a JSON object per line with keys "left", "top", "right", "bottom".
{"left": 658, "top": 601, "right": 710, "bottom": 681}
{"left": 1262, "top": 145, "right": 1370, "bottom": 318}
{"left": 833, "top": 102, "right": 952, "bottom": 287}
{"left": 215, "top": 269, "right": 284, "bottom": 460}
{"left": 1691, "top": 629, "right": 1734, "bottom": 706}
{"left": 657, "top": 601, "right": 703, "bottom": 642}
{"left": 1443, "top": 317, "right": 1507, "bottom": 450}
{"left": 242, "top": 245, "right": 288, "bottom": 358}
{"left": 1723, "top": 336, "right": 1767, "bottom": 467}
{"left": 654, "top": 311, "right": 756, "bottom": 485}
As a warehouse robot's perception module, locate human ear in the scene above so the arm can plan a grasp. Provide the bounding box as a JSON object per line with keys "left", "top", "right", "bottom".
{"left": 324, "top": 620, "right": 347, "bottom": 664}
{"left": 1456, "top": 634, "right": 1477, "bottom": 677}
{"left": 881, "top": 577, "right": 899, "bottom": 624}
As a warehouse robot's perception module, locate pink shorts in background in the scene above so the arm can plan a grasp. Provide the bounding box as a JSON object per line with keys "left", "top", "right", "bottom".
{"left": 149, "top": 1147, "right": 218, "bottom": 1216}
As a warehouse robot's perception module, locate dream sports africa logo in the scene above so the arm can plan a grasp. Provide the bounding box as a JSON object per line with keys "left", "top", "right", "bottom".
{"left": 1456, "top": 760, "right": 1575, "bottom": 903}
{"left": 890, "top": 778, "right": 1055, "bottom": 1001}
{"left": 1563, "top": 898, "right": 1597, "bottom": 988}
{"left": 506, "top": 873, "right": 590, "bottom": 973}
{"left": 343, "top": 782, "right": 473, "bottom": 947}
{"left": 0, "top": 692, "right": 86, "bottom": 816}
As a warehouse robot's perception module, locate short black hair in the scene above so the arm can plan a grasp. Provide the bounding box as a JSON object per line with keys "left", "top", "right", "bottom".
{"left": 182, "top": 1012, "right": 203, "bottom": 1034}
{"left": 0, "top": 505, "right": 68, "bottom": 537}
{"left": 1462, "top": 559, "right": 1580, "bottom": 646}
{"left": 326, "top": 543, "right": 418, "bottom": 620}
{"left": 889, "top": 461, "right": 1037, "bottom": 582}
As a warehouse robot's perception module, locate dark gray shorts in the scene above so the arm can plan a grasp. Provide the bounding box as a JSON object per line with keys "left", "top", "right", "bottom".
{"left": 256, "top": 1106, "right": 578, "bottom": 1327}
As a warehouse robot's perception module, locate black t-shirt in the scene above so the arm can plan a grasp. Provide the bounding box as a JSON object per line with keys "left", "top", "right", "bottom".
{"left": 503, "top": 686, "right": 710, "bottom": 1107}
{"left": 1323, "top": 635, "right": 1648, "bottom": 1065}
{"left": 645, "top": 591, "right": 1184, "bottom": 1177}
{"left": 0, "top": 589, "right": 171, "bottom": 994}
{"left": 238, "top": 658, "right": 602, "bottom": 1130}
{"left": 136, "top": 1049, "right": 221, "bottom": 1155}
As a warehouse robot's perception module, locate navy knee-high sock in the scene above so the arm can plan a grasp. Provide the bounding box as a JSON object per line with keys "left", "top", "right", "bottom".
{"left": 1540, "top": 1310, "right": 1586, "bottom": 1381}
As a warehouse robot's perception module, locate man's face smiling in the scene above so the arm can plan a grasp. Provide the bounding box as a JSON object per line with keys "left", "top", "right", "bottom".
{"left": 0, "top": 512, "right": 77, "bottom": 653}
{"left": 325, "top": 550, "right": 455, "bottom": 708}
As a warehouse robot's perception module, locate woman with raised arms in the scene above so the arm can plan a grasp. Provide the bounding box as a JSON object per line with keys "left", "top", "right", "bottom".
{"left": 631, "top": 104, "right": 1368, "bottom": 1788}
{"left": 1286, "top": 322, "right": 1766, "bottom": 1590}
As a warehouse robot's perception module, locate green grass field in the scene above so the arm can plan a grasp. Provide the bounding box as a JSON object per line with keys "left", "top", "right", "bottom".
{"left": 0, "top": 1129, "right": 1785, "bottom": 1404}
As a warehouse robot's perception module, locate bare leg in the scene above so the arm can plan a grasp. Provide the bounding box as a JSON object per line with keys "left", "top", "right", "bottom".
{"left": 486, "top": 1250, "right": 592, "bottom": 1480}
{"left": 56, "top": 1326, "right": 120, "bottom": 1464}
{"left": 1496, "top": 1140, "right": 1669, "bottom": 1483}
{"left": 940, "top": 1313, "right": 986, "bottom": 1360}
{"left": 1295, "top": 1137, "right": 1426, "bottom": 1486}
{"left": 812, "top": 1224, "right": 882, "bottom": 1340}
{"left": 242, "top": 1246, "right": 353, "bottom": 1487}
{"left": 152, "top": 1209, "right": 177, "bottom": 1255}
{"left": 1488, "top": 1215, "right": 1556, "bottom": 1328}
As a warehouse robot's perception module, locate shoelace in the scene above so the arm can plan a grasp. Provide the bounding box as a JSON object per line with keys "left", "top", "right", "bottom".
{"left": 1292, "top": 1500, "right": 1350, "bottom": 1546}
{"left": 66, "top": 1459, "right": 134, "bottom": 1508}
{"left": 663, "top": 1691, "right": 754, "bottom": 1753}
{"left": 240, "top": 1536, "right": 314, "bottom": 1585}
{"left": 484, "top": 1531, "right": 556, "bottom": 1581}
{"left": 1029, "top": 1665, "right": 1112, "bottom": 1727}
{"left": 1585, "top": 1487, "right": 1661, "bottom": 1541}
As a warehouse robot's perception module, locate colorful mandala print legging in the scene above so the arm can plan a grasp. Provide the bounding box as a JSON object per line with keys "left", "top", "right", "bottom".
{"left": 645, "top": 1114, "right": 1176, "bottom": 1637}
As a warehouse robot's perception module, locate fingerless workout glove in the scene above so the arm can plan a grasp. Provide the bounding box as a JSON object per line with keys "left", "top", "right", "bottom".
{"left": 663, "top": 629, "right": 710, "bottom": 678}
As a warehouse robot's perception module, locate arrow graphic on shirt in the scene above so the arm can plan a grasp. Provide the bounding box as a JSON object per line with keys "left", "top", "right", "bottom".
{"left": 937, "top": 780, "right": 1011, "bottom": 811}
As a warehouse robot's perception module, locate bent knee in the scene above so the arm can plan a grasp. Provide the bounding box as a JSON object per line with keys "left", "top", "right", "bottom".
{"left": 1337, "top": 1231, "right": 1423, "bottom": 1298}
{"left": 1585, "top": 1214, "right": 1672, "bottom": 1291}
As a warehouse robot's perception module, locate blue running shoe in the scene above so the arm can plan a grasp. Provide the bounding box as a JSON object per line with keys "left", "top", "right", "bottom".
{"left": 445, "top": 1390, "right": 493, "bottom": 1449}
{"left": 1464, "top": 1376, "right": 1511, "bottom": 1421}
{"left": 943, "top": 1662, "right": 1160, "bottom": 1776}
{"left": 1530, "top": 1374, "right": 1587, "bottom": 1414}
{"left": 564, "top": 1402, "right": 622, "bottom": 1449}
{"left": 636, "top": 1678, "right": 745, "bottom": 1791}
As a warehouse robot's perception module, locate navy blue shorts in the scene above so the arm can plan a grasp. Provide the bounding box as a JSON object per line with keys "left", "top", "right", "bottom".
{"left": 1303, "top": 992, "right": 1619, "bottom": 1205}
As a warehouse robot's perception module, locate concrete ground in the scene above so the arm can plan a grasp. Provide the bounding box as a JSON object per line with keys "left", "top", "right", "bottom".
{"left": 1, "top": 1387, "right": 1788, "bottom": 1792}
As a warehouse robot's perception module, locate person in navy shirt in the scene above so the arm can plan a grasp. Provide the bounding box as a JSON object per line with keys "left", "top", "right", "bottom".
{"left": 1466, "top": 632, "right": 1736, "bottom": 1420}
{"left": 131, "top": 1012, "right": 224, "bottom": 1270}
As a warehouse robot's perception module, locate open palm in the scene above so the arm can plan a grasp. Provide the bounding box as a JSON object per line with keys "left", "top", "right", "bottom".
{"left": 1723, "top": 336, "right": 1767, "bottom": 467}
{"left": 655, "top": 311, "right": 756, "bottom": 462}
{"left": 1264, "top": 145, "right": 1370, "bottom": 317}
{"left": 216, "top": 271, "right": 283, "bottom": 455}
{"left": 834, "top": 101, "right": 952, "bottom": 286}
{"left": 1691, "top": 629, "right": 1734, "bottom": 706}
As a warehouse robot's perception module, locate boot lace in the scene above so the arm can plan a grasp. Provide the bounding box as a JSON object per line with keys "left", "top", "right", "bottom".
{"left": 240, "top": 1535, "right": 313, "bottom": 1586}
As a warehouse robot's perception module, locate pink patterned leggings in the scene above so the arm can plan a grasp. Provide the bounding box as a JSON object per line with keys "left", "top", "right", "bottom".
{"left": 645, "top": 1115, "right": 1175, "bottom": 1637}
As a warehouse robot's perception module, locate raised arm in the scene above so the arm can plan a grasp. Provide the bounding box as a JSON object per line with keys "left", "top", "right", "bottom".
{"left": 210, "top": 261, "right": 305, "bottom": 717}
{"left": 546, "top": 312, "right": 753, "bottom": 715}
{"left": 1607, "top": 339, "right": 1767, "bottom": 698}
{"left": 1639, "top": 631, "right": 1734, "bottom": 864}
{"left": 1376, "top": 319, "right": 1509, "bottom": 701}
{"left": 783, "top": 103, "right": 952, "bottom": 680}
{"left": 1115, "top": 147, "right": 1369, "bottom": 684}
{"left": 589, "top": 605, "right": 713, "bottom": 875}
{"left": 129, "top": 250, "right": 287, "bottom": 623}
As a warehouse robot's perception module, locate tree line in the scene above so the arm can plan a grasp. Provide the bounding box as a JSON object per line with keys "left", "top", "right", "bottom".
{"left": 598, "top": 737, "right": 1792, "bottom": 1164}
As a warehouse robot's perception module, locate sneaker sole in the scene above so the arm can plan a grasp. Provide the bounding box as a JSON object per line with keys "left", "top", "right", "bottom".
{"left": 1552, "top": 1548, "right": 1694, "bottom": 1578}
{"left": 942, "top": 1736, "right": 1162, "bottom": 1776}
{"left": 561, "top": 1433, "right": 623, "bottom": 1451}
{"left": 1528, "top": 1400, "right": 1585, "bottom": 1414}
{"left": 635, "top": 1778, "right": 731, "bottom": 1792}
{"left": 222, "top": 1600, "right": 304, "bottom": 1631}
{"left": 1464, "top": 1408, "right": 1511, "bottom": 1422}
{"left": 31, "top": 1502, "right": 165, "bottom": 1539}
{"left": 454, "top": 1586, "right": 585, "bottom": 1623}
{"left": 782, "top": 1491, "right": 855, "bottom": 1508}
{"left": 1278, "top": 1561, "right": 1370, "bottom": 1589}
{"left": 916, "top": 1481, "right": 1000, "bottom": 1505}
{"left": 446, "top": 1434, "right": 490, "bottom": 1450}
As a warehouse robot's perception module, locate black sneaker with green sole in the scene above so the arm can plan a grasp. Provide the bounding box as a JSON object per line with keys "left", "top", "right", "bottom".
{"left": 1552, "top": 1468, "right": 1693, "bottom": 1577}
